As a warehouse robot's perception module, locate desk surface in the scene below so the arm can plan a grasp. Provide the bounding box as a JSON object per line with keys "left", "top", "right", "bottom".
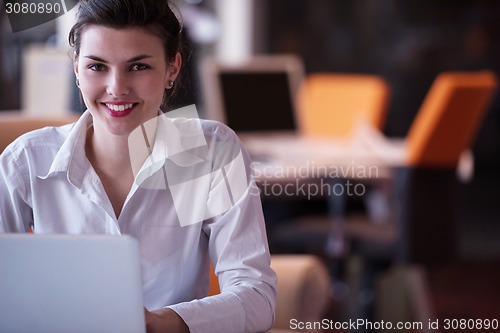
{"left": 241, "top": 132, "right": 406, "bottom": 181}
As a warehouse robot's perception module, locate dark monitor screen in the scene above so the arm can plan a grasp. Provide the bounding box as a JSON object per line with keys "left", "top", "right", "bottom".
{"left": 218, "top": 72, "right": 297, "bottom": 132}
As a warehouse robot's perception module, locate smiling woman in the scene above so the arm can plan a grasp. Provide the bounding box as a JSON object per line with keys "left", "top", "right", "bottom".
{"left": 0, "top": 1, "right": 277, "bottom": 333}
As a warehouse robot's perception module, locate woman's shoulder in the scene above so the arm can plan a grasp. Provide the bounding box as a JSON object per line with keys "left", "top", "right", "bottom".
{"left": 170, "top": 117, "right": 239, "bottom": 142}
{"left": 163, "top": 105, "right": 239, "bottom": 142}
{"left": 0, "top": 123, "right": 76, "bottom": 182}
{"left": 2, "top": 123, "right": 75, "bottom": 159}
{"left": 201, "top": 118, "right": 238, "bottom": 139}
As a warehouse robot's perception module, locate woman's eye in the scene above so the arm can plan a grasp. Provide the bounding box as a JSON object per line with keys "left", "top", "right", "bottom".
{"left": 88, "top": 64, "right": 106, "bottom": 71}
{"left": 130, "top": 63, "right": 150, "bottom": 71}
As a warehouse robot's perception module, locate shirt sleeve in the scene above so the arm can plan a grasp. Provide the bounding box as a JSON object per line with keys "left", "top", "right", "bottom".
{"left": 168, "top": 126, "right": 277, "bottom": 333}
{"left": 0, "top": 146, "right": 33, "bottom": 233}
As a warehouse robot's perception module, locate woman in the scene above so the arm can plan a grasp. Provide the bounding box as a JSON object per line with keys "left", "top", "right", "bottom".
{"left": 0, "top": 1, "right": 277, "bottom": 332}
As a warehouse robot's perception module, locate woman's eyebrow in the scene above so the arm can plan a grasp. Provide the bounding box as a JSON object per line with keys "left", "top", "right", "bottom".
{"left": 83, "top": 55, "right": 108, "bottom": 63}
{"left": 127, "top": 55, "right": 153, "bottom": 63}
{"left": 82, "top": 55, "right": 153, "bottom": 63}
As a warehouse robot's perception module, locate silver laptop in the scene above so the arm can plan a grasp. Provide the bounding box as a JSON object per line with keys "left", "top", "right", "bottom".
{"left": 0, "top": 234, "right": 145, "bottom": 333}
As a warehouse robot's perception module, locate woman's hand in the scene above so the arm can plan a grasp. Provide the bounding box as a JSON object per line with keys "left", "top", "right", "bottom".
{"left": 144, "top": 307, "right": 190, "bottom": 333}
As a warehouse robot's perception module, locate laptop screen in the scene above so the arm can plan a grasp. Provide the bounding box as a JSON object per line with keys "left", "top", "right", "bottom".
{"left": 201, "top": 55, "right": 304, "bottom": 134}
{"left": 219, "top": 71, "right": 296, "bottom": 132}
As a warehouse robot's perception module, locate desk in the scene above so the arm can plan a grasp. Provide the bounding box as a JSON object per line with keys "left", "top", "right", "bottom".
{"left": 242, "top": 131, "right": 460, "bottom": 265}
{"left": 241, "top": 131, "right": 406, "bottom": 216}
{"left": 242, "top": 132, "right": 402, "bottom": 260}
{"left": 241, "top": 132, "right": 407, "bottom": 181}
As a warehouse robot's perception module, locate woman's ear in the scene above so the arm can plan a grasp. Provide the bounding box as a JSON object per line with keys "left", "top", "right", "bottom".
{"left": 166, "top": 52, "right": 182, "bottom": 88}
{"left": 73, "top": 52, "right": 79, "bottom": 80}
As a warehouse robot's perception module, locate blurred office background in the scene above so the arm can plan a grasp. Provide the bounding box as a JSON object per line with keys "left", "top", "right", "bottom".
{"left": 2, "top": 0, "right": 500, "bottom": 170}
{"left": 1, "top": 0, "right": 500, "bottom": 331}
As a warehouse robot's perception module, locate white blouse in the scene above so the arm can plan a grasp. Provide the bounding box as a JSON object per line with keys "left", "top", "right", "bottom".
{"left": 0, "top": 109, "right": 277, "bottom": 333}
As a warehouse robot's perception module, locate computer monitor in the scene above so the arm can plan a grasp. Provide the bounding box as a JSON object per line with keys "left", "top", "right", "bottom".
{"left": 201, "top": 55, "right": 304, "bottom": 133}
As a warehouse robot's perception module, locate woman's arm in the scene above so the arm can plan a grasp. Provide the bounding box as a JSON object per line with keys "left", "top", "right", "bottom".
{"left": 0, "top": 148, "right": 32, "bottom": 233}
{"left": 142, "top": 120, "right": 277, "bottom": 333}
{"left": 167, "top": 137, "right": 277, "bottom": 333}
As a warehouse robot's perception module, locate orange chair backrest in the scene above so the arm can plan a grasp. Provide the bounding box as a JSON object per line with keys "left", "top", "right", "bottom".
{"left": 0, "top": 113, "right": 80, "bottom": 153}
{"left": 297, "top": 74, "right": 390, "bottom": 138}
{"left": 406, "top": 71, "right": 498, "bottom": 167}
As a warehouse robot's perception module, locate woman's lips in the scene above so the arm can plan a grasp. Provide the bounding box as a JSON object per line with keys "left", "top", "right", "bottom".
{"left": 102, "top": 102, "right": 138, "bottom": 118}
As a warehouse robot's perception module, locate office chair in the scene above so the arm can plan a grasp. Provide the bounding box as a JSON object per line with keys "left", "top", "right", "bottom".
{"left": 293, "top": 72, "right": 393, "bottom": 256}
{"left": 272, "top": 73, "right": 392, "bottom": 256}
{"left": 394, "top": 70, "right": 498, "bottom": 264}
{"left": 0, "top": 112, "right": 79, "bottom": 153}
{"left": 209, "top": 255, "right": 331, "bottom": 333}
{"left": 336, "top": 70, "right": 499, "bottom": 263}
{"left": 406, "top": 71, "right": 497, "bottom": 167}
{"left": 380, "top": 70, "right": 498, "bottom": 327}
{"left": 297, "top": 73, "right": 390, "bottom": 138}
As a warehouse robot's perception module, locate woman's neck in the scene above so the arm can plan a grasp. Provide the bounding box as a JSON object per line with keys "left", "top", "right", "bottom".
{"left": 85, "top": 125, "right": 135, "bottom": 218}
{"left": 86, "top": 126, "right": 131, "bottom": 171}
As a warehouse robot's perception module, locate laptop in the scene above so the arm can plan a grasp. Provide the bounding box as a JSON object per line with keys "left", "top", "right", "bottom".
{"left": 201, "top": 55, "right": 304, "bottom": 135}
{"left": 0, "top": 234, "right": 145, "bottom": 333}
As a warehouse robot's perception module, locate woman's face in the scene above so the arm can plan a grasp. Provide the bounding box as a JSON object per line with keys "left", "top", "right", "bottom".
{"left": 74, "top": 25, "right": 180, "bottom": 136}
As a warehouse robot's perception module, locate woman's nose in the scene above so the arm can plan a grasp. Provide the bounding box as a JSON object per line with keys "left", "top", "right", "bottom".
{"left": 106, "top": 72, "right": 130, "bottom": 96}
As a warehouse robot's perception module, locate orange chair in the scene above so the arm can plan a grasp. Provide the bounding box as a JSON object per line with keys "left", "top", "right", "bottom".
{"left": 289, "top": 73, "right": 392, "bottom": 257}
{"left": 283, "top": 73, "right": 391, "bottom": 259}
{"left": 208, "top": 262, "right": 220, "bottom": 296}
{"left": 337, "top": 70, "right": 498, "bottom": 263}
{"left": 277, "top": 70, "right": 497, "bottom": 326}
{"left": 209, "top": 255, "right": 331, "bottom": 333}
{"left": 395, "top": 70, "right": 498, "bottom": 265}
{"left": 0, "top": 112, "right": 80, "bottom": 153}
{"left": 405, "top": 70, "right": 497, "bottom": 167}
{"left": 297, "top": 73, "right": 390, "bottom": 138}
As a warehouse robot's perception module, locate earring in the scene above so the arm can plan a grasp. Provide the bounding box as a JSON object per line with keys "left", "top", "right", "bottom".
{"left": 76, "top": 78, "right": 80, "bottom": 88}
{"left": 168, "top": 80, "right": 174, "bottom": 88}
